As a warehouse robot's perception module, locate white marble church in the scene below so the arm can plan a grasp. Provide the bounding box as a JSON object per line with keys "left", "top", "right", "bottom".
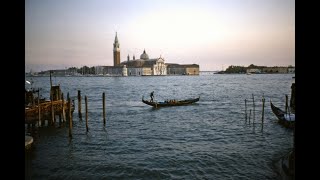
{"left": 103, "top": 33, "right": 198, "bottom": 76}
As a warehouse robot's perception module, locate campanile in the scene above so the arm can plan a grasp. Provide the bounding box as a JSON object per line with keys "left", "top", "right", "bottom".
{"left": 113, "top": 32, "right": 120, "bottom": 66}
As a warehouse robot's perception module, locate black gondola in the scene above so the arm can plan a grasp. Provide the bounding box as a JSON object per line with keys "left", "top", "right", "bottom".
{"left": 270, "top": 101, "right": 295, "bottom": 129}
{"left": 142, "top": 96, "right": 200, "bottom": 108}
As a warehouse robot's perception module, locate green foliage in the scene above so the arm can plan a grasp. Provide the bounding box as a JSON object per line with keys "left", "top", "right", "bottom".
{"left": 225, "top": 65, "right": 247, "bottom": 73}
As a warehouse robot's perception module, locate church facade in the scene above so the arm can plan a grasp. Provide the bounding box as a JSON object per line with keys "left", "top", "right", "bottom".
{"left": 103, "top": 33, "right": 199, "bottom": 76}
{"left": 120, "top": 50, "right": 167, "bottom": 76}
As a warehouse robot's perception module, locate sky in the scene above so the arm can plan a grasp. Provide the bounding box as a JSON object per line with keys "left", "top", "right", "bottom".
{"left": 25, "top": 0, "right": 295, "bottom": 72}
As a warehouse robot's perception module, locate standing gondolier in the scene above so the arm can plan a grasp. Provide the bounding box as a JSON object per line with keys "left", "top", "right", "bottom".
{"left": 150, "top": 91, "right": 154, "bottom": 102}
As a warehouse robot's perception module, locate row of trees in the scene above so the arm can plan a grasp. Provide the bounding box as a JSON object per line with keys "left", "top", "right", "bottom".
{"left": 67, "top": 66, "right": 96, "bottom": 74}
{"left": 224, "top": 64, "right": 269, "bottom": 74}
{"left": 224, "top": 65, "right": 247, "bottom": 74}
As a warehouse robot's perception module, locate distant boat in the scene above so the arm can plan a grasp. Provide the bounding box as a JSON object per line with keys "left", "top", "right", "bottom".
{"left": 142, "top": 96, "right": 200, "bottom": 108}
{"left": 246, "top": 72, "right": 252, "bottom": 75}
{"left": 270, "top": 101, "right": 295, "bottom": 129}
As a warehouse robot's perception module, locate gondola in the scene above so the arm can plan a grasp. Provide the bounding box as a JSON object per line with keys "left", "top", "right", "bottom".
{"left": 142, "top": 96, "right": 200, "bottom": 108}
{"left": 270, "top": 101, "right": 295, "bottom": 129}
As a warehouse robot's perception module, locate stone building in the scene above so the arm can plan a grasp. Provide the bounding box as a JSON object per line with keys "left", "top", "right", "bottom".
{"left": 120, "top": 50, "right": 167, "bottom": 76}
{"left": 167, "top": 64, "right": 200, "bottom": 75}
{"left": 262, "top": 67, "right": 290, "bottom": 73}
{"left": 104, "top": 33, "right": 199, "bottom": 76}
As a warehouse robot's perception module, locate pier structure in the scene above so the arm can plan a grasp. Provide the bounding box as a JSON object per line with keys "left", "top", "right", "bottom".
{"left": 25, "top": 85, "right": 74, "bottom": 127}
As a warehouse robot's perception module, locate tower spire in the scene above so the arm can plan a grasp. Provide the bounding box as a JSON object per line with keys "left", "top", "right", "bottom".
{"left": 113, "top": 32, "right": 120, "bottom": 66}
{"left": 115, "top": 32, "right": 118, "bottom": 43}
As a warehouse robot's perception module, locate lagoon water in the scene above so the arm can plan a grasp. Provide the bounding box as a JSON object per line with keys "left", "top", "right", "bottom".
{"left": 25, "top": 74, "right": 294, "bottom": 179}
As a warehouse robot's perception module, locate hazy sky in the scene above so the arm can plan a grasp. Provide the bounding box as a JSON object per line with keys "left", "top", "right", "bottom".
{"left": 25, "top": 0, "right": 294, "bottom": 72}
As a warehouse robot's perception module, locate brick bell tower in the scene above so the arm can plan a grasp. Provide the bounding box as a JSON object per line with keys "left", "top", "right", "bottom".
{"left": 113, "top": 32, "right": 120, "bottom": 66}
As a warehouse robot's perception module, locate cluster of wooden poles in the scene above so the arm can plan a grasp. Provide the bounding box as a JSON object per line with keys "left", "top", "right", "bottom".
{"left": 25, "top": 88, "right": 73, "bottom": 127}
{"left": 25, "top": 89, "right": 107, "bottom": 139}
{"left": 68, "top": 90, "right": 106, "bottom": 138}
{"left": 244, "top": 94, "right": 266, "bottom": 131}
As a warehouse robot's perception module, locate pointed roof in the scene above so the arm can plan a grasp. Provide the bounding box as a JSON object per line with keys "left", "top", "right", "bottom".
{"left": 140, "top": 49, "right": 149, "bottom": 60}
{"left": 114, "top": 32, "right": 119, "bottom": 43}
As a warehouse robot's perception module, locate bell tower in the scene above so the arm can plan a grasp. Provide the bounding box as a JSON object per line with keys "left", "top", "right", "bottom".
{"left": 113, "top": 32, "right": 120, "bottom": 66}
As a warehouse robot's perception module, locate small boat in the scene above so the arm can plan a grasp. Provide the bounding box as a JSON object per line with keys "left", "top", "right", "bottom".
{"left": 142, "top": 96, "right": 200, "bottom": 108}
{"left": 270, "top": 101, "right": 295, "bottom": 129}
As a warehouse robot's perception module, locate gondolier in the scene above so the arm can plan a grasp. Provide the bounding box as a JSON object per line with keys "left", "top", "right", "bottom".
{"left": 150, "top": 91, "right": 154, "bottom": 102}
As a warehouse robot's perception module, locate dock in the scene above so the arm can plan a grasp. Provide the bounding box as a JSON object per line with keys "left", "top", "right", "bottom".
{"left": 25, "top": 100, "right": 74, "bottom": 125}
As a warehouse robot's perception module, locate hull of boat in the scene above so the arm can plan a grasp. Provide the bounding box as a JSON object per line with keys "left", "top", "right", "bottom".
{"left": 142, "top": 97, "right": 200, "bottom": 107}
{"left": 270, "top": 101, "right": 295, "bottom": 129}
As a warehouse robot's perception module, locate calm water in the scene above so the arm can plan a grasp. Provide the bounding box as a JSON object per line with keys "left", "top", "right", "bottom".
{"left": 25, "top": 74, "right": 294, "bottom": 179}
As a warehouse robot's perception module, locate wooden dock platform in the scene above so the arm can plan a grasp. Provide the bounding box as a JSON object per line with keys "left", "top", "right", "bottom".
{"left": 25, "top": 100, "right": 74, "bottom": 125}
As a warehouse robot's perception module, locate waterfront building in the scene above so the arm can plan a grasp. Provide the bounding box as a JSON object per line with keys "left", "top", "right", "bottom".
{"left": 35, "top": 33, "right": 200, "bottom": 76}
{"left": 246, "top": 68, "right": 262, "bottom": 74}
{"left": 262, "top": 67, "right": 290, "bottom": 73}
{"left": 287, "top": 67, "right": 295, "bottom": 73}
{"left": 104, "top": 33, "right": 199, "bottom": 76}
{"left": 167, "top": 63, "right": 200, "bottom": 75}
{"left": 120, "top": 50, "right": 167, "bottom": 76}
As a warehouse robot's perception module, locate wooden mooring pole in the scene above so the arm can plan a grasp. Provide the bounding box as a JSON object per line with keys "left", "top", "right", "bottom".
{"left": 252, "top": 94, "right": 255, "bottom": 124}
{"left": 103, "top": 92, "right": 106, "bottom": 125}
{"left": 66, "top": 92, "right": 70, "bottom": 121}
{"left": 51, "top": 90, "right": 55, "bottom": 126}
{"left": 245, "top": 99, "right": 247, "bottom": 122}
{"left": 38, "top": 88, "right": 41, "bottom": 127}
{"left": 49, "top": 70, "right": 52, "bottom": 88}
{"left": 68, "top": 95, "right": 72, "bottom": 138}
{"left": 78, "top": 90, "right": 82, "bottom": 116}
{"left": 61, "top": 93, "right": 66, "bottom": 122}
{"left": 249, "top": 109, "right": 251, "bottom": 124}
{"left": 85, "top": 96, "right": 88, "bottom": 132}
{"left": 261, "top": 96, "right": 265, "bottom": 131}
{"left": 285, "top": 94, "right": 289, "bottom": 114}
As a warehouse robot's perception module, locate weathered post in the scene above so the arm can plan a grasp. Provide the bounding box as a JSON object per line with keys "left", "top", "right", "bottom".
{"left": 32, "top": 92, "right": 35, "bottom": 108}
{"left": 252, "top": 94, "right": 255, "bottom": 123}
{"left": 58, "top": 84, "right": 61, "bottom": 100}
{"left": 50, "top": 90, "right": 55, "bottom": 126}
{"left": 38, "top": 88, "right": 41, "bottom": 127}
{"left": 49, "top": 70, "right": 52, "bottom": 88}
{"left": 58, "top": 93, "right": 62, "bottom": 124}
{"left": 66, "top": 92, "right": 70, "bottom": 120}
{"left": 78, "top": 90, "right": 81, "bottom": 115}
{"left": 68, "top": 96, "right": 72, "bottom": 138}
{"left": 249, "top": 109, "right": 251, "bottom": 124}
{"left": 285, "top": 94, "right": 289, "bottom": 114}
{"left": 103, "top": 92, "right": 106, "bottom": 125}
{"left": 290, "top": 82, "right": 295, "bottom": 112}
{"left": 261, "top": 97, "right": 265, "bottom": 131}
{"left": 85, "top": 96, "right": 88, "bottom": 132}
{"left": 61, "top": 93, "right": 66, "bottom": 122}
{"left": 245, "top": 99, "right": 247, "bottom": 122}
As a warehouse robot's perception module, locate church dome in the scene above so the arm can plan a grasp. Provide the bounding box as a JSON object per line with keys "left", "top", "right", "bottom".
{"left": 140, "top": 49, "right": 149, "bottom": 60}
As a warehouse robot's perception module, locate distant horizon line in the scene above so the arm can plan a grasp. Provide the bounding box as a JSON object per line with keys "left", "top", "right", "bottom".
{"left": 25, "top": 64, "right": 295, "bottom": 73}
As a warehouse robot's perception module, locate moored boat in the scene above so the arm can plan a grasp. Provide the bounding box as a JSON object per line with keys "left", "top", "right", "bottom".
{"left": 270, "top": 101, "right": 295, "bottom": 129}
